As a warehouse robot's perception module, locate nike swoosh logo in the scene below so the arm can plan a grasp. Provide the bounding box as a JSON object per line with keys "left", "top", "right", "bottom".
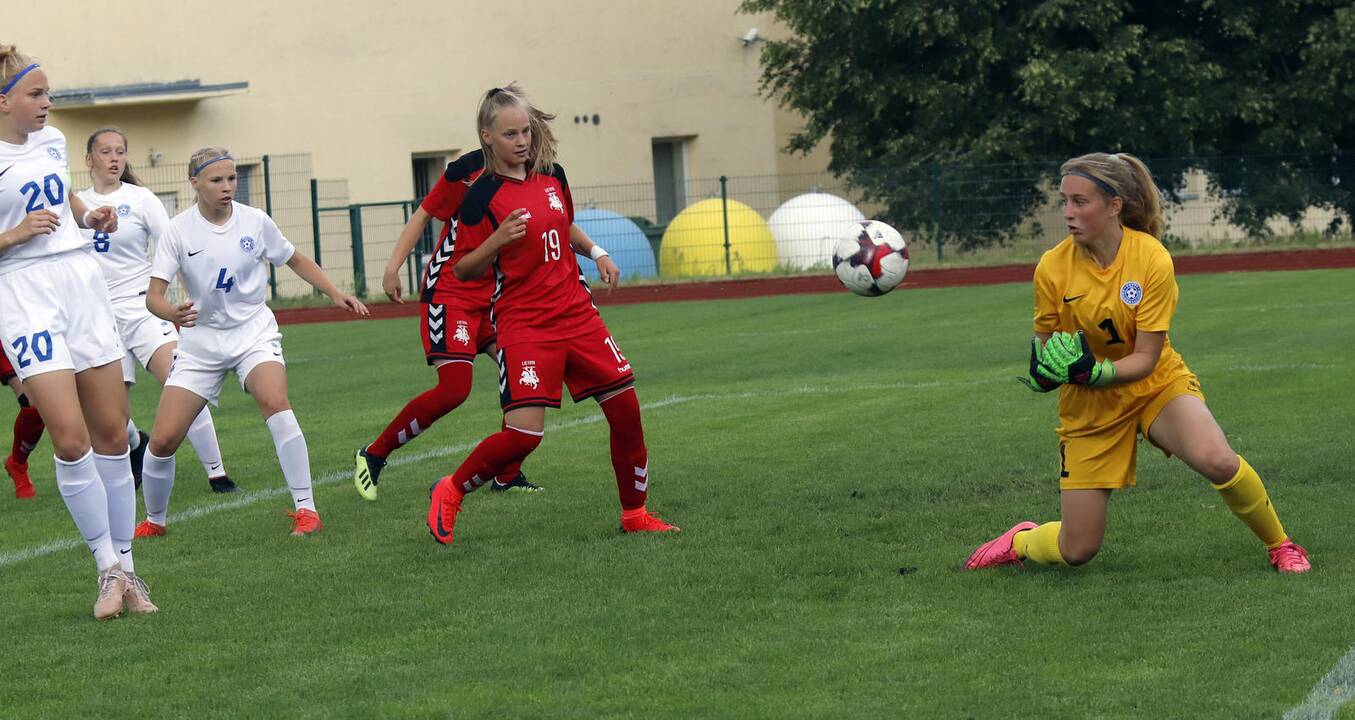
{"left": 187, "top": 249, "right": 204, "bottom": 257}
{"left": 119, "top": 548, "right": 131, "bottom": 554}
{"left": 162, "top": 328, "right": 173, "bottom": 336}
{"left": 437, "top": 513, "right": 453, "bottom": 537}
{"left": 0, "top": 165, "right": 12, "bottom": 179}
{"left": 1062, "top": 294, "right": 1086, "bottom": 303}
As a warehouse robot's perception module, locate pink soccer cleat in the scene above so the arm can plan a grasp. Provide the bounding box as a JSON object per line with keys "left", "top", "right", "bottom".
{"left": 1268, "top": 540, "right": 1311, "bottom": 574}
{"left": 427, "top": 477, "right": 464, "bottom": 545}
{"left": 964, "top": 521, "right": 1038, "bottom": 570}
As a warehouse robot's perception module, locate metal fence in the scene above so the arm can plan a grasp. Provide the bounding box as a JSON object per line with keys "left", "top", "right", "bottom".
{"left": 124, "top": 152, "right": 1353, "bottom": 300}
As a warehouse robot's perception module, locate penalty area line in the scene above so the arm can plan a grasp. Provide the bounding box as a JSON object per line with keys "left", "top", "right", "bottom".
{"left": 1284, "top": 645, "right": 1355, "bottom": 720}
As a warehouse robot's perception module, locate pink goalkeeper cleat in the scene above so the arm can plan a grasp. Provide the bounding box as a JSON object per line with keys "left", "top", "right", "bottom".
{"left": 964, "top": 521, "right": 1038, "bottom": 570}
{"left": 1268, "top": 540, "right": 1311, "bottom": 574}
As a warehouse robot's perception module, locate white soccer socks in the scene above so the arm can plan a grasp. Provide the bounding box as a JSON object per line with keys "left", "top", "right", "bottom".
{"left": 54, "top": 450, "right": 118, "bottom": 572}
{"left": 93, "top": 450, "right": 137, "bottom": 574}
{"left": 141, "top": 451, "right": 177, "bottom": 526}
{"left": 265, "top": 409, "right": 316, "bottom": 512}
{"left": 186, "top": 407, "right": 227, "bottom": 479}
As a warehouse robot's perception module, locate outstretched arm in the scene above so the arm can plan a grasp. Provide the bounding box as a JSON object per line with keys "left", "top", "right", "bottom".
{"left": 383, "top": 207, "right": 433, "bottom": 303}
{"left": 286, "top": 252, "right": 370, "bottom": 316}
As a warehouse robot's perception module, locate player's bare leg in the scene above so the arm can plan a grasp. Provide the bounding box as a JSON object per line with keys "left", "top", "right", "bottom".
{"left": 1148, "top": 395, "right": 1308, "bottom": 572}
{"left": 137, "top": 385, "right": 209, "bottom": 538}
{"left": 147, "top": 343, "right": 234, "bottom": 493}
{"left": 245, "top": 362, "right": 320, "bottom": 535}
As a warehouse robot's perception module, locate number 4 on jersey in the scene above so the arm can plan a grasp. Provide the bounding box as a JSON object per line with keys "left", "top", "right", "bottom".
{"left": 215, "top": 268, "right": 235, "bottom": 292}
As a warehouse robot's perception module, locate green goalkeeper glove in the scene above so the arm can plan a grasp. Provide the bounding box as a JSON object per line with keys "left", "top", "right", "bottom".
{"left": 1016, "top": 335, "right": 1063, "bottom": 392}
{"left": 1042, "top": 331, "right": 1116, "bottom": 387}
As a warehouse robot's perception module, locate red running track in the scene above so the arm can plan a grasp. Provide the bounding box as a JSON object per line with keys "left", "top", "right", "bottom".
{"left": 274, "top": 247, "right": 1355, "bottom": 325}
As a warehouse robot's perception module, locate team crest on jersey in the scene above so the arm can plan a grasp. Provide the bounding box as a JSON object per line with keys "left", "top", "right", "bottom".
{"left": 518, "top": 361, "right": 540, "bottom": 389}
{"left": 239, "top": 236, "right": 256, "bottom": 252}
{"left": 545, "top": 188, "right": 564, "bottom": 214}
{"left": 1120, "top": 281, "right": 1144, "bottom": 306}
{"left": 453, "top": 320, "right": 471, "bottom": 346}
{"left": 47, "top": 147, "right": 64, "bottom": 161}
{"left": 116, "top": 203, "right": 132, "bottom": 217}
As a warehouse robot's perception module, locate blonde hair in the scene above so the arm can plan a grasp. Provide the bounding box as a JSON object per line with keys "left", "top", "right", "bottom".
{"left": 476, "top": 84, "right": 557, "bottom": 176}
{"left": 188, "top": 146, "right": 232, "bottom": 178}
{"left": 0, "top": 43, "right": 37, "bottom": 94}
{"left": 1061, "top": 152, "right": 1165, "bottom": 239}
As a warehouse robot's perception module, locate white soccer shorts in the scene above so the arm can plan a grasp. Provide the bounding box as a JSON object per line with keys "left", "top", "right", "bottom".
{"left": 165, "top": 310, "right": 286, "bottom": 405}
{"left": 0, "top": 250, "right": 124, "bottom": 381}
{"left": 112, "top": 294, "right": 179, "bottom": 384}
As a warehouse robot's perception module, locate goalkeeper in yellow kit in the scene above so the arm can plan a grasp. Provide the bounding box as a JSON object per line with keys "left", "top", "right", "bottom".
{"left": 965, "top": 152, "right": 1310, "bottom": 573}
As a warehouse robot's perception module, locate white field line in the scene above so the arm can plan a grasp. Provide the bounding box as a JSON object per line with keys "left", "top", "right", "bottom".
{"left": 1284, "top": 646, "right": 1355, "bottom": 720}
{"left": 0, "top": 379, "right": 969, "bottom": 569}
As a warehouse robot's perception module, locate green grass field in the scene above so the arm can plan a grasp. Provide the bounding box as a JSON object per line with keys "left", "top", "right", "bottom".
{"left": 1, "top": 269, "right": 1352, "bottom": 719}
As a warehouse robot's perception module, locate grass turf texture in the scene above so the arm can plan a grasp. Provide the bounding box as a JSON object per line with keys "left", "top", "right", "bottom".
{"left": 0, "top": 269, "right": 1350, "bottom": 719}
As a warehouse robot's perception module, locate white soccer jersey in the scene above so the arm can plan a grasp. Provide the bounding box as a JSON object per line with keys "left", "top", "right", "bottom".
{"left": 0, "top": 126, "right": 87, "bottom": 273}
{"left": 76, "top": 183, "right": 170, "bottom": 300}
{"left": 151, "top": 202, "right": 294, "bottom": 329}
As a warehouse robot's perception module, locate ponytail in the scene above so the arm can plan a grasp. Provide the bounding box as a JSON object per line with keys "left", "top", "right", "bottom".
{"left": 476, "top": 83, "right": 558, "bottom": 176}
{"left": 1060, "top": 152, "right": 1165, "bottom": 239}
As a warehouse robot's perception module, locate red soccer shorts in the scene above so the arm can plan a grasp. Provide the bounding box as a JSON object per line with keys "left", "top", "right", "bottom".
{"left": 0, "top": 350, "right": 14, "bottom": 384}
{"left": 497, "top": 321, "right": 636, "bottom": 411}
{"left": 421, "top": 302, "right": 496, "bottom": 365}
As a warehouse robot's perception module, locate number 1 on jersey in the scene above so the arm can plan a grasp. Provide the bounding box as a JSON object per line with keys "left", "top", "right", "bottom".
{"left": 215, "top": 268, "right": 235, "bottom": 293}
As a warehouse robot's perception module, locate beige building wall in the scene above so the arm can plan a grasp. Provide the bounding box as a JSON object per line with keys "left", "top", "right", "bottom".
{"left": 11, "top": 0, "right": 835, "bottom": 293}
{"left": 13, "top": 0, "right": 803, "bottom": 199}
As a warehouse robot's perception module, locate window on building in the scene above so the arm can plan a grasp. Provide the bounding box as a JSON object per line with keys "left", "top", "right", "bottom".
{"left": 236, "top": 163, "right": 255, "bottom": 207}
{"left": 652, "top": 138, "right": 689, "bottom": 224}
{"left": 155, "top": 191, "right": 179, "bottom": 216}
{"left": 412, "top": 153, "right": 451, "bottom": 252}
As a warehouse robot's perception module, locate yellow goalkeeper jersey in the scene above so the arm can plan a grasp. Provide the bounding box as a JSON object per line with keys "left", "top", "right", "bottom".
{"left": 1032, "top": 228, "right": 1193, "bottom": 436}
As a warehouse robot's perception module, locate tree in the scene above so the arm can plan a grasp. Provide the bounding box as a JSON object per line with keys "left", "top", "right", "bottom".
{"left": 742, "top": 0, "right": 1355, "bottom": 246}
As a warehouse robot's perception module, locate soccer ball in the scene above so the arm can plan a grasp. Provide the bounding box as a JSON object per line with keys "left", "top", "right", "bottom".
{"left": 831, "top": 220, "right": 909, "bottom": 296}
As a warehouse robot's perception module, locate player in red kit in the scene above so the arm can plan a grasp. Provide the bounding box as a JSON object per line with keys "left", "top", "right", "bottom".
{"left": 426, "top": 84, "right": 677, "bottom": 544}
{"left": 356, "top": 147, "right": 619, "bottom": 500}
{"left": 2, "top": 351, "right": 44, "bottom": 497}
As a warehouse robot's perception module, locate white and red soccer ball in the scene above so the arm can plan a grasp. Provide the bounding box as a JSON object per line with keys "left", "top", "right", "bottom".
{"left": 831, "top": 220, "right": 909, "bottom": 297}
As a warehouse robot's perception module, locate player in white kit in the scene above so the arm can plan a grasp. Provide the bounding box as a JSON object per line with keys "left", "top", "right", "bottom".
{"left": 77, "top": 128, "right": 237, "bottom": 514}
{"left": 138, "top": 146, "right": 368, "bottom": 536}
{"left": 0, "top": 45, "right": 156, "bottom": 619}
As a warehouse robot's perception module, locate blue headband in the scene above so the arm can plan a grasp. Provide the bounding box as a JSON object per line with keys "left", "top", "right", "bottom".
{"left": 191, "top": 154, "right": 233, "bottom": 177}
{"left": 1064, "top": 169, "right": 1118, "bottom": 198}
{"left": 1, "top": 63, "right": 40, "bottom": 95}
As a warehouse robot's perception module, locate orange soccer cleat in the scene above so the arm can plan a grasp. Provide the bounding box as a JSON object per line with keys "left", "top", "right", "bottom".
{"left": 6, "top": 455, "right": 34, "bottom": 499}
{"left": 1268, "top": 539, "right": 1311, "bottom": 574}
{"left": 288, "top": 508, "right": 323, "bottom": 536}
{"left": 621, "top": 508, "right": 680, "bottom": 533}
{"left": 427, "top": 477, "right": 464, "bottom": 545}
{"left": 964, "top": 521, "right": 1038, "bottom": 570}
{"left": 134, "top": 519, "right": 166, "bottom": 538}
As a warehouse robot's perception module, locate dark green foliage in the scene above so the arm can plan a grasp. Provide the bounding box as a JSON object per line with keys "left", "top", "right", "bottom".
{"left": 743, "top": 0, "right": 1355, "bottom": 243}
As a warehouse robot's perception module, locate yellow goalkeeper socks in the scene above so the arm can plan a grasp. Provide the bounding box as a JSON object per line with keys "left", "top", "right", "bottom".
{"left": 1214, "top": 455, "right": 1287, "bottom": 549}
{"left": 1013, "top": 522, "right": 1067, "bottom": 566}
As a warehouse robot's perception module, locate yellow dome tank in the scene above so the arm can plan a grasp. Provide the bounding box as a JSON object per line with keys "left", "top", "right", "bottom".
{"left": 659, "top": 199, "right": 776, "bottom": 278}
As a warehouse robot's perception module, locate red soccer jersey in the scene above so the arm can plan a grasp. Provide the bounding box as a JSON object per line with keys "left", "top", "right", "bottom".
{"left": 453, "top": 164, "right": 598, "bottom": 347}
{"left": 420, "top": 150, "right": 491, "bottom": 308}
